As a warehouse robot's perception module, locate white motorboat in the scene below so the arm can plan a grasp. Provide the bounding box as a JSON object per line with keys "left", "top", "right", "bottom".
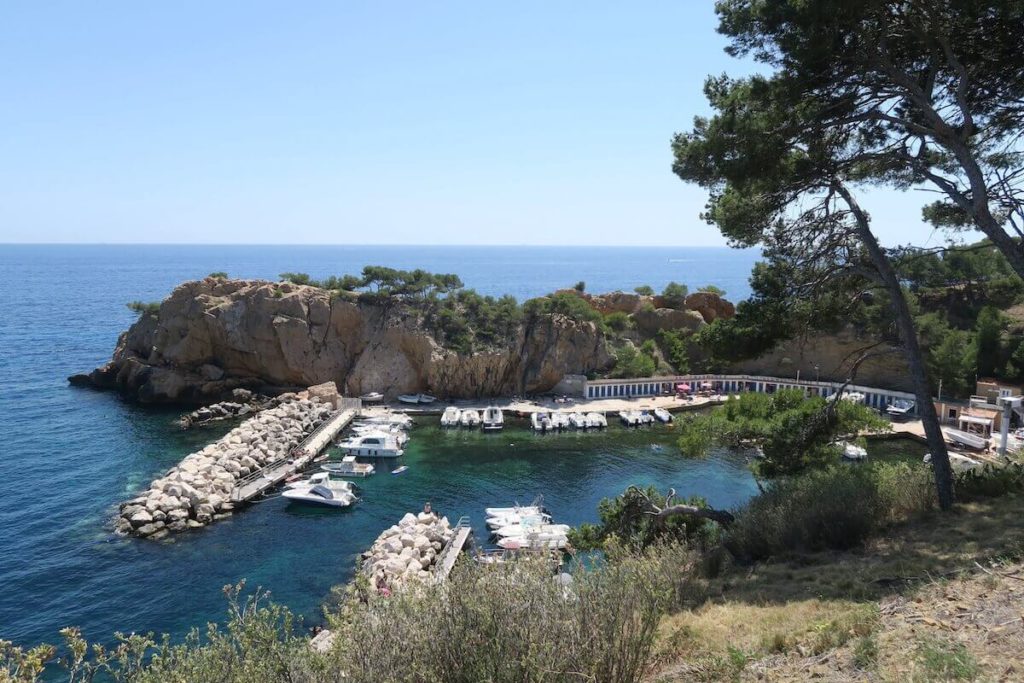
{"left": 550, "top": 412, "right": 570, "bottom": 430}
{"left": 619, "top": 411, "right": 641, "bottom": 427}
{"left": 398, "top": 394, "right": 421, "bottom": 405}
{"left": 282, "top": 483, "right": 357, "bottom": 508}
{"left": 493, "top": 523, "right": 571, "bottom": 539}
{"left": 838, "top": 441, "right": 868, "bottom": 461}
{"left": 338, "top": 433, "right": 405, "bottom": 458}
{"left": 568, "top": 412, "right": 588, "bottom": 429}
{"left": 359, "top": 414, "right": 413, "bottom": 428}
{"left": 440, "top": 406, "right": 462, "bottom": 427}
{"left": 841, "top": 391, "right": 866, "bottom": 404}
{"left": 653, "top": 408, "right": 673, "bottom": 423}
{"left": 482, "top": 406, "right": 504, "bottom": 431}
{"left": 887, "top": 399, "right": 915, "bottom": 419}
{"left": 460, "top": 410, "right": 481, "bottom": 427}
{"left": 924, "top": 451, "right": 986, "bottom": 474}
{"left": 942, "top": 427, "right": 989, "bottom": 451}
{"left": 585, "top": 412, "right": 607, "bottom": 428}
{"left": 321, "top": 455, "right": 375, "bottom": 477}
{"left": 418, "top": 393, "right": 436, "bottom": 404}
{"left": 497, "top": 535, "right": 568, "bottom": 550}
{"left": 485, "top": 504, "right": 543, "bottom": 517}
{"left": 359, "top": 392, "right": 384, "bottom": 403}
{"left": 284, "top": 471, "right": 355, "bottom": 492}
{"left": 351, "top": 425, "right": 408, "bottom": 446}
{"left": 638, "top": 411, "right": 656, "bottom": 425}
{"left": 485, "top": 512, "right": 551, "bottom": 530}
{"left": 530, "top": 411, "right": 552, "bottom": 432}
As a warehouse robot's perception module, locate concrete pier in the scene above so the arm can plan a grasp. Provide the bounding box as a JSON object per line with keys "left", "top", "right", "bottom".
{"left": 230, "top": 405, "right": 358, "bottom": 503}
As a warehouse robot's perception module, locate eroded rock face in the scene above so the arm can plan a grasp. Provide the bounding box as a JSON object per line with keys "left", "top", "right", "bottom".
{"left": 632, "top": 307, "right": 707, "bottom": 337}
{"left": 683, "top": 292, "right": 735, "bottom": 322}
{"left": 74, "top": 278, "right": 617, "bottom": 403}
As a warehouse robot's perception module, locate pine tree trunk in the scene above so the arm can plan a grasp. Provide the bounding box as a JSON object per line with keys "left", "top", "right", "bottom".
{"left": 835, "top": 184, "right": 956, "bottom": 510}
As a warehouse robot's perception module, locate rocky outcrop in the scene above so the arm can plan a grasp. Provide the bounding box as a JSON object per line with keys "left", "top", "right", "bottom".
{"left": 684, "top": 292, "right": 735, "bottom": 322}
{"left": 361, "top": 512, "right": 456, "bottom": 590}
{"left": 632, "top": 307, "right": 707, "bottom": 336}
{"left": 178, "top": 389, "right": 272, "bottom": 428}
{"left": 116, "top": 397, "right": 334, "bottom": 537}
{"left": 73, "top": 278, "right": 617, "bottom": 403}
{"left": 728, "top": 325, "right": 914, "bottom": 392}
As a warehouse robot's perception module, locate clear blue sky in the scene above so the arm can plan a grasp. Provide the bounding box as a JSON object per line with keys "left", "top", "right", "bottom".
{"left": 0, "top": 1, "right": 951, "bottom": 247}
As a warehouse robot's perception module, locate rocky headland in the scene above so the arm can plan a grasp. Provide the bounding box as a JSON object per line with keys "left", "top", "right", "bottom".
{"left": 70, "top": 277, "right": 736, "bottom": 404}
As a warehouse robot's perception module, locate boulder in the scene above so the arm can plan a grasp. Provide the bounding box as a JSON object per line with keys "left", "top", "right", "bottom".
{"left": 684, "top": 291, "right": 736, "bottom": 323}
{"left": 129, "top": 510, "right": 153, "bottom": 527}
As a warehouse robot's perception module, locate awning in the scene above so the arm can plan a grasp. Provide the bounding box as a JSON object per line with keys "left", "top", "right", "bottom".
{"left": 959, "top": 414, "right": 993, "bottom": 427}
{"left": 676, "top": 383, "right": 691, "bottom": 392}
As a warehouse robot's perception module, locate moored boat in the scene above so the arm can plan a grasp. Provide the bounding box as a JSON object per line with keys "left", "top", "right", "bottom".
{"left": 942, "top": 427, "right": 989, "bottom": 451}
{"left": 359, "top": 391, "right": 384, "bottom": 403}
{"left": 397, "top": 394, "right": 421, "bottom": 405}
{"left": 497, "top": 535, "right": 568, "bottom": 550}
{"left": 568, "top": 412, "right": 587, "bottom": 429}
{"left": 653, "top": 407, "right": 673, "bottom": 423}
{"left": 321, "top": 455, "right": 375, "bottom": 477}
{"left": 417, "top": 393, "right": 437, "bottom": 404}
{"left": 530, "top": 411, "right": 552, "bottom": 432}
{"left": 482, "top": 406, "right": 504, "bottom": 431}
{"left": 460, "top": 410, "right": 481, "bottom": 427}
{"left": 486, "top": 512, "right": 551, "bottom": 530}
{"left": 282, "top": 483, "right": 357, "bottom": 508}
{"left": 839, "top": 441, "right": 868, "bottom": 461}
{"left": 440, "top": 406, "right": 462, "bottom": 427}
{"left": 924, "top": 451, "right": 986, "bottom": 473}
{"left": 550, "top": 412, "right": 570, "bottom": 430}
{"left": 585, "top": 412, "right": 607, "bottom": 428}
{"left": 338, "top": 433, "right": 405, "bottom": 458}
{"left": 493, "top": 523, "right": 571, "bottom": 539}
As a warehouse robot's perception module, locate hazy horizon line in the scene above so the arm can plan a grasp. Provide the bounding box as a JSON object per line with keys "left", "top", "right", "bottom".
{"left": 2, "top": 242, "right": 746, "bottom": 249}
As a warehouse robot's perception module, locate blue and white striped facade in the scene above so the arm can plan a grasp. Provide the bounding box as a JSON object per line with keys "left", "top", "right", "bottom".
{"left": 583, "top": 374, "right": 915, "bottom": 410}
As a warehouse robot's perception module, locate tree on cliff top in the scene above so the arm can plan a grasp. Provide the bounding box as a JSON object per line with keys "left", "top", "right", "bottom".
{"left": 714, "top": 0, "right": 1024, "bottom": 281}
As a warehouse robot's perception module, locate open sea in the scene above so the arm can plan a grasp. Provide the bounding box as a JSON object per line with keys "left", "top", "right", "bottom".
{"left": 0, "top": 245, "right": 762, "bottom": 652}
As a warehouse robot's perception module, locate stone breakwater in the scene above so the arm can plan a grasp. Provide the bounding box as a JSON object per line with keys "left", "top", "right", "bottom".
{"left": 116, "top": 397, "right": 334, "bottom": 539}
{"left": 361, "top": 512, "right": 456, "bottom": 589}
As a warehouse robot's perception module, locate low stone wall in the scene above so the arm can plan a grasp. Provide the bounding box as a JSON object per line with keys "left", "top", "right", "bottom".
{"left": 361, "top": 512, "right": 455, "bottom": 590}
{"left": 116, "top": 397, "right": 333, "bottom": 539}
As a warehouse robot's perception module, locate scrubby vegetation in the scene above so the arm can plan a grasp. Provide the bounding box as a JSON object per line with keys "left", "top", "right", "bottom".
{"left": 676, "top": 389, "right": 889, "bottom": 476}
{"left": 697, "top": 240, "right": 1024, "bottom": 396}
{"left": 125, "top": 301, "right": 161, "bottom": 316}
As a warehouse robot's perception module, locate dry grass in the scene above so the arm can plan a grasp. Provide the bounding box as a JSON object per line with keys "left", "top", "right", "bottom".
{"left": 648, "top": 493, "right": 1024, "bottom": 682}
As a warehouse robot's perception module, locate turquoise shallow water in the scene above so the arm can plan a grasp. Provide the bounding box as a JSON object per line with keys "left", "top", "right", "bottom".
{"left": 0, "top": 244, "right": 760, "bottom": 650}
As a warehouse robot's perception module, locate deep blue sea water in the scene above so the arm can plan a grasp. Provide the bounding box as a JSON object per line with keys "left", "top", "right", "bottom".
{"left": 0, "top": 245, "right": 761, "bottom": 651}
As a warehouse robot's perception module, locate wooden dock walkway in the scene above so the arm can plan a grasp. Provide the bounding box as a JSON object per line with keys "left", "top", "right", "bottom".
{"left": 230, "top": 403, "right": 359, "bottom": 504}
{"left": 434, "top": 516, "right": 472, "bottom": 583}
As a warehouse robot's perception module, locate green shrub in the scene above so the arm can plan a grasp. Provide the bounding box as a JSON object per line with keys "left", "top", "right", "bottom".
{"left": 957, "top": 462, "right": 1024, "bottom": 500}
{"left": 207, "top": 271, "right": 228, "bottom": 279}
{"left": 610, "top": 344, "right": 656, "bottom": 378}
{"left": 634, "top": 285, "right": 654, "bottom": 296}
{"left": 126, "top": 301, "right": 161, "bottom": 316}
{"left": 279, "top": 272, "right": 312, "bottom": 286}
{"left": 573, "top": 280, "right": 586, "bottom": 292}
{"left": 726, "top": 463, "right": 937, "bottom": 562}
{"left": 330, "top": 546, "right": 690, "bottom": 683}
{"left": 726, "top": 467, "right": 883, "bottom": 561}
{"left": 603, "top": 311, "right": 632, "bottom": 333}
{"left": 661, "top": 282, "right": 689, "bottom": 307}
{"left": 697, "top": 284, "right": 726, "bottom": 296}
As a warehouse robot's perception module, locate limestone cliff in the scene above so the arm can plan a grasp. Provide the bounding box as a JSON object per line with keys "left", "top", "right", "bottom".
{"left": 71, "top": 278, "right": 618, "bottom": 403}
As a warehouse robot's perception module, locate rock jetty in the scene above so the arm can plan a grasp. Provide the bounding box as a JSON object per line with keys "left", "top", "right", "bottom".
{"left": 116, "top": 396, "right": 333, "bottom": 539}
{"left": 361, "top": 511, "right": 456, "bottom": 589}
{"left": 178, "top": 388, "right": 272, "bottom": 428}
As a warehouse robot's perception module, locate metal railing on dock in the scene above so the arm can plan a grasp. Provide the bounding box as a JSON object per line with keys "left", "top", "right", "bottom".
{"left": 229, "top": 402, "right": 360, "bottom": 504}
